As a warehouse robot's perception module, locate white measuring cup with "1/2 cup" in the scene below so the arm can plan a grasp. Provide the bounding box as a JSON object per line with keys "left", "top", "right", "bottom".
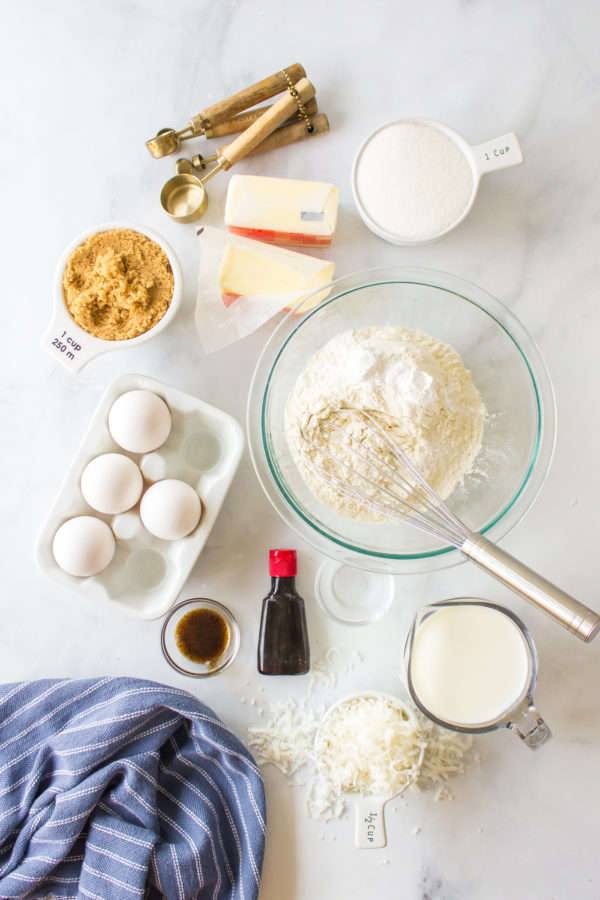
{"left": 403, "top": 598, "right": 551, "bottom": 749}
{"left": 41, "top": 222, "right": 183, "bottom": 374}
{"left": 352, "top": 118, "right": 525, "bottom": 245}
{"left": 314, "top": 691, "right": 423, "bottom": 849}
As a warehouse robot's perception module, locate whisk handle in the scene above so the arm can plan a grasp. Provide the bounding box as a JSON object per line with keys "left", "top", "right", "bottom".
{"left": 461, "top": 534, "right": 600, "bottom": 642}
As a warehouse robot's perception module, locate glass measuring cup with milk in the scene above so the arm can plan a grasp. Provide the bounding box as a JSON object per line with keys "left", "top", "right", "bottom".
{"left": 403, "top": 599, "right": 551, "bottom": 749}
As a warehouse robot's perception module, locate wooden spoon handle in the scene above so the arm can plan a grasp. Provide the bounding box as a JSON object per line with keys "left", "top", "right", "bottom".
{"left": 218, "top": 78, "right": 316, "bottom": 169}
{"left": 218, "top": 114, "right": 329, "bottom": 157}
{"left": 207, "top": 97, "right": 318, "bottom": 139}
{"left": 193, "top": 63, "right": 306, "bottom": 131}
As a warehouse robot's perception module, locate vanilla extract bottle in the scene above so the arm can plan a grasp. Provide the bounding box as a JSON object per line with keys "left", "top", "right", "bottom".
{"left": 257, "top": 549, "right": 310, "bottom": 675}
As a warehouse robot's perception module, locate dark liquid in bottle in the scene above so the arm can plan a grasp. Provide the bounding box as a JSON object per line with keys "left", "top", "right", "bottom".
{"left": 175, "top": 608, "right": 229, "bottom": 666}
{"left": 258, "top": 575, "right": 310, "bottom": 675}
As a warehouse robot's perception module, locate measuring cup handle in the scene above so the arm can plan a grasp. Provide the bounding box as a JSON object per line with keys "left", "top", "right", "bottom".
{"left": 196, "top": 63, "right": 306, "bottom": 130}
{"left": 353, "top": 796, "right": 387, "bottom": 849}
{"left": 41, "top": 310, "right": 104, "bottom": 374}
{"left": 507, "top": 702, "right": 552, "bottom": 750}
{"left": 218, "top": 78, "right": 316, "bottom": 169}
{"left": 469, "top": 132, "right": 524, "bottom": 175}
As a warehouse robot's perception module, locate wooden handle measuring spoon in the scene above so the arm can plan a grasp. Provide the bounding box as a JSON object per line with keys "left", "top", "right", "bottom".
{"left": 160, "top": 78, "right": 317, "bottom": 223}
{"left": 216, "top": 77, "right": 316, "bottom": 169}
{"left": 191, "top": 113, "right": 328, "bottom": 168}
{"left": 197, "top": 63, "right": 306, "bottom": 130}
{"left": 147, "top": 63, "right": 307, "bottom": 157}
{"left": 205, "top": 97, "right": 318, "bottom": 139}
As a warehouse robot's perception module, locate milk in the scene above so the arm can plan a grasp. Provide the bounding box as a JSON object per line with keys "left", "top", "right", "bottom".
{"left": 409, "top": 604, "right": 531, "bottom": 727}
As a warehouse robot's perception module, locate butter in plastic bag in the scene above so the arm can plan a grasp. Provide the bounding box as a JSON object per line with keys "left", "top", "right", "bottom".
{"left": 224, "top": 174, "right": 339, "bottom": 247}
{"left": 195, "top": 226, "right": 335, "bottom": 353}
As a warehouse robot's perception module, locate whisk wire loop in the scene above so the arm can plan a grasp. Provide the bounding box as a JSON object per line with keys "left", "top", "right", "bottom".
{"left": 301, "top": 411, "right": 470, "bottom": 547}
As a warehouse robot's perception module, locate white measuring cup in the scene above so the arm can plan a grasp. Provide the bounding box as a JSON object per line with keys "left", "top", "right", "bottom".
{"left": 403, "top": 598, "right": 551, "bottom": 749}
{"left": 41, "top": 221, "right": 183, "bottom": 373}
{"left": 352, "top": 117, "right": 524, "bottom": 245}
{"left": 314, "top": 690, "right": 421, "bottom": 848}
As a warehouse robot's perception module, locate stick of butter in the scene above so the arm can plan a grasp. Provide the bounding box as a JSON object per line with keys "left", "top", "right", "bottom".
{"left": 195, "top": 227, "right": 335, "bottom": 353}
{"left": 224, "top": 174, "right": 339, "bottom": 247}
{"left": 218, "top": 238, "right": 335, "bottom": 312}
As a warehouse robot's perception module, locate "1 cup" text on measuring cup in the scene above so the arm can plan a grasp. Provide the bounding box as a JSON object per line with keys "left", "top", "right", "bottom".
{"left": 51, "top": 331, "right": 82, "bottom": 361}
{"left": 484, "top": 145, "right": 512, "bottom": 160}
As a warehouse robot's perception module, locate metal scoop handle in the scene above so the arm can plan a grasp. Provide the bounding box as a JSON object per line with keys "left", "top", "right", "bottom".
{"left": 462, "top": 534, "right": 600, "bottom": 642}
{"left": 192, "top": 62, "right": 306, "bottom": 132}
{"left": 217, "top": 78, "right": 316, "bottom": 170}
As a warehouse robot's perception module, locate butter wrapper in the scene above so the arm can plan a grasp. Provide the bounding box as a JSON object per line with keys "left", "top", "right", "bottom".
{"left": 224, "top": 174, "right": 338, "bottom": 247}
{"left": 195, "top": 226, "right": 335, "bottom": 353}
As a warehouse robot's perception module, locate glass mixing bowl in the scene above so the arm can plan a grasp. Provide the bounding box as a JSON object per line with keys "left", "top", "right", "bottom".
{"left": 247, "top": 267, "right": 556, "bottom": 574}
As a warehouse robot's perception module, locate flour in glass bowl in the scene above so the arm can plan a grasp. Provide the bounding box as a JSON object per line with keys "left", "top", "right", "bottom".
{"left": 284, "top": 326, "right": 485, "bottom": 523}
{"left": 354, "top": 121, "right": 474, "bottom": 241}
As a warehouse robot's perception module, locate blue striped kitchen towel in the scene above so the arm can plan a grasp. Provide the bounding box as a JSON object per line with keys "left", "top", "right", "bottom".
{"left": 0, "top": 677, "right": 266, "bottom": 900}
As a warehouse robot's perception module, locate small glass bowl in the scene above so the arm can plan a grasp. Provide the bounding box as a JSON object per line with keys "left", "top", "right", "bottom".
{"left": 314, "top": 560, "right": 395, "bottom": 625}
{"left": 161, "top": 598, "right": 240, "bottom": 677}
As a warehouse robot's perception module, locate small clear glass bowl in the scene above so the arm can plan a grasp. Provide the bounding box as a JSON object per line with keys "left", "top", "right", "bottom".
{"left": 161, "top": 598, "right": 240, "bottom": 677}
{"left": 247, "top": 266, "right": 556, "bottom": 575}
{"left": 314, "top": 560, "right": 395, "bottom": 625}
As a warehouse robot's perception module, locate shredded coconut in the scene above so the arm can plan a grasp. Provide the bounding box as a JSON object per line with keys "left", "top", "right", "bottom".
{"left": 355, "top": 121, "right": 474, "bottom": 240}
{"left": 315, "top": 695, "right": 425, "bottom": 798}
{"left": 285, "top": 326, "right": 485, "bottom": 522}
{"left": 247, "top": 652, "right": 473, "bottom": 821}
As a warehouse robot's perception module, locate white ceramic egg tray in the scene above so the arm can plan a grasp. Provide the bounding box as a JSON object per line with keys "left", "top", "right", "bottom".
{"left": 35, "top": 374, "right": 243, "bottom": 619}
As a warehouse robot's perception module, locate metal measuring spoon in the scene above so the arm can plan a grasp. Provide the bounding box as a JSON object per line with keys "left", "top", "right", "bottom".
{"left": 314, "top": 690, "right": 421, "bottom": 849}
{"left": 146, "top": 63, "right": 307, "bottom": 158}
{"left": 160, "top": 77, "right": 316, "bottom": 223}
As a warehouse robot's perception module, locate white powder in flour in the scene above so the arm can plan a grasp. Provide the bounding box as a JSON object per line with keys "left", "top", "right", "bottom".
{"left": 355, "top": 122, "right": 474, "bottom": 240}
{"left": 284, "top": 326, "right": 485, "bottom": 523}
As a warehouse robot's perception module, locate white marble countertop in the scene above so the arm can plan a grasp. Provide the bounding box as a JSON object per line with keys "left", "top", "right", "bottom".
{"left": 2, "top": 1, "right": 600, "bottom": 897}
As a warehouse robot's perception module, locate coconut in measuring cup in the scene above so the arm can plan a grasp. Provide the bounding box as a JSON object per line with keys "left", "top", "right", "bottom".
{"left": 403, "top": 599, "right": 551, "bottom": 749}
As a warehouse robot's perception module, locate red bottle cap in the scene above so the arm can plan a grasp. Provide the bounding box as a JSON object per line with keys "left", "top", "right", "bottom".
{"left": 269, "top": 549, "right": 297, "bottom": 577}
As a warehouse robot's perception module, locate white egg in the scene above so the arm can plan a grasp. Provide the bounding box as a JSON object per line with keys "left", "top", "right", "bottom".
{"left": 81, "top": 453, "right": 144, "bottom": 515}
{"left": 140, "top": 479, "right": 202, "bottom": 541}
{"left": 108, "top": 390, "right": 172, "bottom": 453}
{"left": 53, "top": 516, "right": 116, "bottom": 577}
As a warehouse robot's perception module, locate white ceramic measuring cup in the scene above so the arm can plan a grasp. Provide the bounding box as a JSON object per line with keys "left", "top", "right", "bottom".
{"left": 352, "top": 118, "right": 524, "bottom": 245}
{"left": 314, "top": 690, "right": 422, "bottom": 848}
{"left": 41, "top": 221, "right": 183, "bottom": 373}
{"left": 403, "top": 598, "right": 551, "bottom": 749}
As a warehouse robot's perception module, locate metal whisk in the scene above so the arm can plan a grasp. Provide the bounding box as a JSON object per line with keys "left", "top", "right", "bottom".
{"left": 304, "top": 411, "right": 600, "bottom": 642}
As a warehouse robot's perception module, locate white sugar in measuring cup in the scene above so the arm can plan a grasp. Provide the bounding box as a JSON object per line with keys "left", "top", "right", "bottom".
{"left": 314, "top": 691, "right": 422, "bottom": 849}
{"left": 403, "top": 599, "right": 551, "bottom": 749}
{"left": 41, "top": 221, "right": 183, "bottom": 373}
{"left": 352, "top": 118, "right": 525, "bottom": 245}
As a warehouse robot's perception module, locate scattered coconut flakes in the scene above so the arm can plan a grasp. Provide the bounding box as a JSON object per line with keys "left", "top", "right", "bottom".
{"left": 248, "top": 649, "right": 473, "bottom": 821}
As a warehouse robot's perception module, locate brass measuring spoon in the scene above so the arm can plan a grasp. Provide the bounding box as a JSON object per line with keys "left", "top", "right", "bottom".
{"left": 160, "top": 78, "right": 317, "bottom": 223}
{"left": 164, "top": 113, "right": 329, "bottom": 223}
{"left": 147, "top": 63, "right": 306, "bottom": 158}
